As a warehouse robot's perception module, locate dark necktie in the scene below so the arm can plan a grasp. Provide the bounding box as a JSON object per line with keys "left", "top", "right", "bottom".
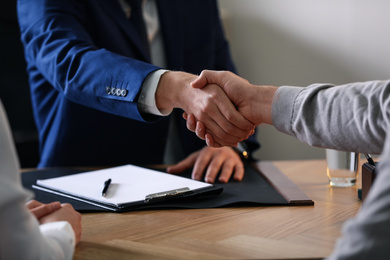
{"left": 126, "top": 0, "right": 150, "bottom": 58}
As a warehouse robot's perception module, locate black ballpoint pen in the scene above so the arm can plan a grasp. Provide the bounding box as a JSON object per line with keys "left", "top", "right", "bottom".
{"left": 102, "top": 178, "right": 112, "bottom": 197}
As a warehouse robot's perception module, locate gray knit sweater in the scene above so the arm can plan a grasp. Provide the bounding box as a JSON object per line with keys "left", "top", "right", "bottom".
{"left": 272, "top": 81, "right": 390, "bottom": 259}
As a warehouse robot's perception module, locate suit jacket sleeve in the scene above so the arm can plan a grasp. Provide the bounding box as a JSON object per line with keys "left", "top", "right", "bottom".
{"left": 17, "top": 0, "right": 160, "bottom": 122}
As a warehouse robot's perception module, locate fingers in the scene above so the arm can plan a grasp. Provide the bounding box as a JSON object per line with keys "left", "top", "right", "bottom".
{"left": 190, "top": 70, "right": 255, "bottom": 130}
{"left": 215, "top": 91, "right": 254, "bottom": 132}
{"left": 218, "top": 159, "right": 244, "bottom": 183}
{"left": 232, "top": 163, "right": 245, "bottom": 182}
{"left": 169, "top": 146, "right": 245, "bottom": 183}
{"left": 190, "top": 70, "right": 223, "bottom": 89}
{"left": 200, "top": 151, "right": 225, "bottom": 183}
{"left": 193, "top": 109, "right": 251, "bottom": 145}
{"left": 186, "top": 115, "right": 241, "bottom": 148}
{"left": 197, "top": 86, "right": 254, "bottom": 138}
{"left": 195, "top": 121, "right": 206, "bottom": 141}
{"left": 184, "top": 83, "right": 255, "bottom": 145}
{"left": 29, "top": 201, "right": 62, "bottom": 220}
{"left": 185, "top": 113, "right": 239, "bottom": 146}
{"left": 205, "top": 133, "right": 216, "bottom": 147}
{"left": 26, "top": 199, "right": 43, "bottom": 210}
{"left": 191, "top": 149, "right": 214, "bottom": 182}
{"left": 203, "top": 148, "right": 244, "bottom": 183}
{"left": 185, "top": 113, "right": 197, "bottom": 135}
{"left": 166, "top": 152, "right": 198, "bottom": 174}
{"left": 192, "top": 147, "right": 244, "bottom": 183}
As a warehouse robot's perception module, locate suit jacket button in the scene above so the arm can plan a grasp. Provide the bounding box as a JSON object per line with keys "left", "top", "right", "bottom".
{"left": 115, "top": 88, "right": 121, "bottom": 96}
{"left": 105, "top": 86, "right": 111, "bottom": 95}
{"left": 110, "top": 87, "right": 116, "bottom": 95}
{"left": 121, "top": 89, "right": 128, "bottom": 97}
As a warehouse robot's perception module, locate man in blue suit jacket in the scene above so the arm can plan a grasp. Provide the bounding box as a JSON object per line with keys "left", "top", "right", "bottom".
{"left": 17, "top": 0, "right": 258, "bottom": 183}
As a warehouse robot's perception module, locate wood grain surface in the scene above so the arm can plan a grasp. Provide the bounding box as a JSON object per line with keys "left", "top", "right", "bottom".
{"left": 74, "top": 160, "right": 362, "bottom": 260}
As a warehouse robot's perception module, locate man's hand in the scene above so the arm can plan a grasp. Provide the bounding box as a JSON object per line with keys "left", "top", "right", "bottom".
{"left": 188, "top": 70, "right": 278, "bottom": 146}
{"left": 191, "top": 70, "right": 265, "bottom": 125}
{"left": 155, "top": 71, "right": 255, "bottom": 147}
{"left": 166, "top": 146, "right": 244, "bottom": 183}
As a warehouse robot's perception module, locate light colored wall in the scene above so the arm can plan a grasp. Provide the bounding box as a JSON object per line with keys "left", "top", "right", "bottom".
{"left": 218, "top": 0, "right": 390, "bottom": 160}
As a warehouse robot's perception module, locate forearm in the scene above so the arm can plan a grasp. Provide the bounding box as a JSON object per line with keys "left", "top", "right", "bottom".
{"left": 30, "top": 46, "right": 159, "bottom": 121}
{"left": 272, "top": 81, "right": 390, "bottom": 153}
{"left": 18, "top": 0, "right": 160, "bottom": 122}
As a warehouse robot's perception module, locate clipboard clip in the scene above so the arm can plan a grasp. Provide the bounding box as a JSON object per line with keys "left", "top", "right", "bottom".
{"left": 145, "top": 187, "right": 192, "bottom": 203}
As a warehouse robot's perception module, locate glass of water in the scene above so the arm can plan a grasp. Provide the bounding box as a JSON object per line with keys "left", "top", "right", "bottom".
{"left": 326, "top": 149, "right": 359, "bottom": 187}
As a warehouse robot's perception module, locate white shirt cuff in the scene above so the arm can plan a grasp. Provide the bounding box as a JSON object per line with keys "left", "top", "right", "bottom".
{"left": 138, "top": 69, "right": 172, "bottom": 116}
{"left": 40, "top": 221, "right": 76, "bottom": 249}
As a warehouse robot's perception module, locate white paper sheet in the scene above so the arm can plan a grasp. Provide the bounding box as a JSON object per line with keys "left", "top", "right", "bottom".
{"left": 36, "top": 164, "right": 212, "bottom": 207}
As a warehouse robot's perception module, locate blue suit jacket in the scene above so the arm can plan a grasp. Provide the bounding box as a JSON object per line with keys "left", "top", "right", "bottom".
{"left": 18, "top": 0, "right": 258, "bottom": 167}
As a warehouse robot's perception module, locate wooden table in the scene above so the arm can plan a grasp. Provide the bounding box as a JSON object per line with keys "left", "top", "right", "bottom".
{"left": 74, "top": 160, "right": 362, "bottom": 260}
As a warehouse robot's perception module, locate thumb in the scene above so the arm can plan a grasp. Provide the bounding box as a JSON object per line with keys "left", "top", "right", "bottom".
{"left": 190, "top": 70, "right": 218, "bottom": 89}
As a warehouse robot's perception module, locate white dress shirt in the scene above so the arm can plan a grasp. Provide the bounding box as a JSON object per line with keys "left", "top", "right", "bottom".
{"left": 118, "top": 0, "right": 184, "bottom": 163}
{"left": 118, "top": 0, "right": 170, "bottom": 116}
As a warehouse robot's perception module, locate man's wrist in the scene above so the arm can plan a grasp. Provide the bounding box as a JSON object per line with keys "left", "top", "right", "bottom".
{"left": 138, "top": 69, "right": 171, "bottom": 116}
{"left": 255, "top": 85, "right": 278, "bottom": 125}
{"left": 155, "top": 71, "right": 198, "bottom": 112}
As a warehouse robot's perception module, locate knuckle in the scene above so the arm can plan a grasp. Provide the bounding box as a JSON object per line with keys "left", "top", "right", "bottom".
{"left": 197, "top": 105, "right": 209, "bottom": 117}
{"left": 224, "top": 110, "right": 235, "bottom": 122}
{"left": 209, "top": 90, "right": 219, "bottom": 99}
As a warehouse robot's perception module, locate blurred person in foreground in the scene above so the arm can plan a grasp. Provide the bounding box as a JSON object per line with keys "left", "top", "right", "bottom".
{"left": 0, "top": 99, "right": 82, "bottom": 260}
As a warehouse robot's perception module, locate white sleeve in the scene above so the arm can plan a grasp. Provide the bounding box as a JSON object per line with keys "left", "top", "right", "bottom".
{"left": 39, "top": 221, "right": 76, "bottom": 260}
{"left": 0, "top": 99, "right": 75, "bottom": 260}
{"left": 137, "top": 69, "right": 171, "bottom": 116}
{"left": 0, "top": 191, "right": 76, "bottom": 260}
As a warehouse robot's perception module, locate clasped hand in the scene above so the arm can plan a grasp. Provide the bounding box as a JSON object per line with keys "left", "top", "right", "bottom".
{"left": 156, "top": 71, "right": 255, "bottom": 147}
{"left": 26, "top": 200, "right": 82, "bottom": 244}
{"left": 156, "top": 70, "right": 275, "bottom": 183}
{"left": 183, "top": 70, "right": 277, "bottom": 147}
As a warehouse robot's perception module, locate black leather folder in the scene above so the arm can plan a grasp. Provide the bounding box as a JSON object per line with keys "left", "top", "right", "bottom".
{"left": 22, "top": 161, "right": 313, "bottom": 212}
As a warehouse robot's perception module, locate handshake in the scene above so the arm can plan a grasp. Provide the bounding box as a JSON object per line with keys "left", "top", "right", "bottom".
{"left": 157, "top": 70, "right": 278, "bottom": 147}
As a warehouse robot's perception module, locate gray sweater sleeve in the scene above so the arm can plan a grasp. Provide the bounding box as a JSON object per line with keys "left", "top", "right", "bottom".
{"left": 272, "top": 81, "right": 390, "bottom": 154}
{"left": 272, "top": 80, "right": 390, "bottom": 259}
